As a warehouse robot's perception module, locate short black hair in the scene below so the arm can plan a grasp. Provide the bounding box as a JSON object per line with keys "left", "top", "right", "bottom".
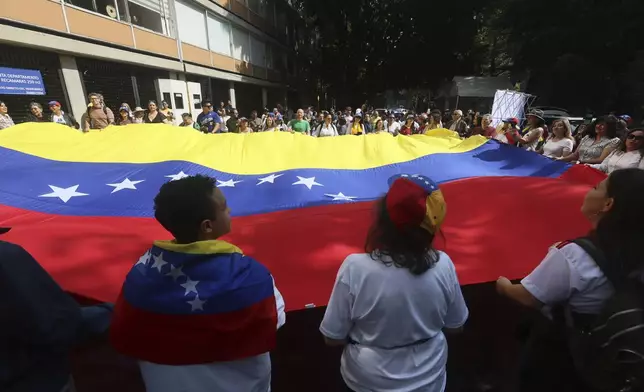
{"left": 595, "top": 168, "right": 644, "bottom": 276}
{"left": 154, "top": 175, "right": 218, "bottom": 243}
{"left": 365, "top": 198, "right": 440, "bottom": 275}
{"left": 587, "top": 115, "right": 619, "bottom": 139}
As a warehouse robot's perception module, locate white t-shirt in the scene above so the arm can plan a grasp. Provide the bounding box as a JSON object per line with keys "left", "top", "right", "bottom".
{"left": 320, "top": 252, "right": 468, "bottom": 392}
{"left": 388, "top": 121, "right": 401, "bottom": 135}
{"left": 52, "top": 113, "right": 67, "bottom": 125}
{"left": 542, "top": 137, "right": 574, "bottom": 158}
{"left": 138, "top": 282, "right": 286, "bottom": 392}
{"left": 521, "top": 127, "right": 543, "bottom": 151}
{"left": 590, "top": 150, "right": 644, "bottom": 174}
{"left": 522, "top": 242, "right": 613, "bottom": 315}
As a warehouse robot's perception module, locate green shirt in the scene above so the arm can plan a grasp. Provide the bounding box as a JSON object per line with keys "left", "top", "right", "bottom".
{"left": 287, "top": 119, "right": 311, "bottom": 133}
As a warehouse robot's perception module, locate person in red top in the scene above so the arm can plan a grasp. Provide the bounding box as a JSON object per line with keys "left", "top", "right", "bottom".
{"left": 399, "top": 115, "right": 415, "bottom": 136}
{"left": 471, "top": 114, "right": 497, "bottom": 138}
{"left": 495, "top": 118, "right": 520, "bottom": 144}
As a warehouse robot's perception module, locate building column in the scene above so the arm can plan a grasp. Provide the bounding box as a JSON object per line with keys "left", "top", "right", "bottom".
{"left": 261, "top": 87, "right": 268, "bottom": 109}
{"left": 228, "top": 81, "right": 236, "bottom": 108}
{"left": 58, "top": 55, "right": 87, "bottom": 122}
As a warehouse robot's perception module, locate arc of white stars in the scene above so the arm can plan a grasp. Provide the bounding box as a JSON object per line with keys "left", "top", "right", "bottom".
{"left": 256, "top": 173, "right": 283, "bottom": 185}
{"left": 292, "top": 176, "right": 323, "bottom": 190}
{"left": 106, "top": 178, "right": 145, "bottom": 193}
{"left": 39, "top": 185, "right": 89, "bottom": 203}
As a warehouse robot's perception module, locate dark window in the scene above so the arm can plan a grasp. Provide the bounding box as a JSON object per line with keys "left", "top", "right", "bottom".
{"left": 193, "top": 94, "right": 202, "bottom": 109}
{"left": 162, "top": 92, "right": 172, "bottom": 109}
{"left": 174, "top": 93, "right": 184, "bottom": 110}
{"left": 128, "top": 2, "right": 164, "bottom": 34}
{"left": 65, "top": 0, "right": 95, "bottom": 13}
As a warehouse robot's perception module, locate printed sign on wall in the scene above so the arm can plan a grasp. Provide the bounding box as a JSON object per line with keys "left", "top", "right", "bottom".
{"left": 0, "top": 67, "right": 46, "bottom": 95}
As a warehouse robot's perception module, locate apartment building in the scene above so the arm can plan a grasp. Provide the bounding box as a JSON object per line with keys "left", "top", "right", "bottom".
{"left": 0, "top": 0, "right": 302, "bottom": 123}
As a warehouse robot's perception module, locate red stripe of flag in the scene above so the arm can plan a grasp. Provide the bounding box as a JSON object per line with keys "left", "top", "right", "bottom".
{"left": 110, "top": 292, "right": 278, "bottom": 365}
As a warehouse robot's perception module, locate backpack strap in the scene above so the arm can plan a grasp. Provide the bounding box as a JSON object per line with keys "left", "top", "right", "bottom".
{"left": 571, "top": 237, "right": 620, "bottom": 287}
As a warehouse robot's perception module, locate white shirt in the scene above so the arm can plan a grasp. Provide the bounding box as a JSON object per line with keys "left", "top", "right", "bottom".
{"left": 522, "top": 243, "right": 613, "bottom": 315}
{"left": 320, "top": 252, "right": 468, "bottom": 392}
{"left": 521, "top": 127, "right": 543, "bottom": 151}
{"left": 590, "top": 150, "right": 644, "bottom": 174}
{"left": 139, "top": 282, "right": 286, "bottom": 392}
{"left": 314, "top": 123, "right": 339, "bottom": 137}
{"left": 542, "top": 137, "right": 574, "bottom": 158}
{"left": 388, "top": 121, "right": 401, "bottom": 135}
{"left": 52, "top": 113, "right": 67, "bottom": 125}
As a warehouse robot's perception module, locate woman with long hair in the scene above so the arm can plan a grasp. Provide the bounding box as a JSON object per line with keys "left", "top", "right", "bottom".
{"left": 0, "top": 101, "right": 15, "bottom": 130}
{"left": 320, "top": 175, "right": 468, "bottom": 392}
{"left": 143, "top": 100, "right": 169, "bottom": 124}
{"left": 497, "top": 168, "right": 644, "bottom": 391}
{"left": 350, "top": 113, "right": 365, "bottom": 135}
{"left": 540, "top": 118, "right": 575, "bottom": 159}
{"left": 373, "top": 118, "right": 386, "bottom": 134}
{"left": 513, "top": 109, "right": 545, "bottom": 151}
{"left": 590, "top": 128, "right": 644, "bottom": 173}
{"left": 561, "top": 115, "right": 621, "bottom": 164}
{"left": 399, "top": 115, "right": 415, "bottom": 136}
{"left": 262, "top": 114, "right": 279, "bottom": 132}
{"left": 313, "top": 112, "right": 339, "bottom": 137}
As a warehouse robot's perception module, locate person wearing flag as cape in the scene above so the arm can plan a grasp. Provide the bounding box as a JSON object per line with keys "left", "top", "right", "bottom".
{"left": 110, "top": 175, "right": 286, "bottom": 392}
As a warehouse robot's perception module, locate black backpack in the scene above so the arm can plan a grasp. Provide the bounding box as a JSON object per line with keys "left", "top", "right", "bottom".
{"left": 566, "top": 237, "right": 644, "bottom": 392}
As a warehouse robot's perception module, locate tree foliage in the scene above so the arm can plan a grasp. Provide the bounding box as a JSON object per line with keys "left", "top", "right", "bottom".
{"left": 294, "top": 0, "right": 644, "bottom": 117}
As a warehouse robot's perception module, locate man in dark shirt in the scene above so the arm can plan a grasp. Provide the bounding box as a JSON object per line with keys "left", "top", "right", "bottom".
{"left": 0, "top": 227, "right": 113, "bottom": 392}
{"left": 227, "top": 109, "right": 239, "bottom": 133}
{"left": 196, "top": 101, "right": 222, "bottom": 133}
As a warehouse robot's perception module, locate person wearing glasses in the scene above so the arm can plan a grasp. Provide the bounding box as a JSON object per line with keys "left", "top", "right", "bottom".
{"left": 589, "top": 128, "right": 644, "bottom": 173}
{"left": 196, "top": 101, "right": 222, "bottom": 134}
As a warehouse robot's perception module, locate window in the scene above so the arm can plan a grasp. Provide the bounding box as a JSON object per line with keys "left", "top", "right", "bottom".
{"left": 174, "top": 1, "right": 208, "bottom": 48}
{"left": 162, "top": 93, "right": 172, "bottom": 108}
{"left": 193, "top": 94, "right": 202, "bottom": 110}
{"left": 207, "top": 15, "right": 231, "bottom": 56}
{"left": 66, "top": 0, "right": 119, "bottom": 19}
{"left": 129, "top": 2, "right": 164, "bottom": 34}
{"left": 231, "top": 27, "right": 250, "bottom": 62}
{"left": 258, "top": 0, "right": 268, "bottom": 18}
{"left": 174, "top": 93, "right": 184, "bottom": 110}
{"left": 250, "top": 36, "right": 265, "bottom": 67}
{"left": 266, "top": 45, "right": 274, "bottom": 69}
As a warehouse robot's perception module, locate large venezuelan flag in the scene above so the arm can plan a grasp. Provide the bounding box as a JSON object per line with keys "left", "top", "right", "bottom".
{"left": 0, "top": 124, "right": 604, "bottom": 310}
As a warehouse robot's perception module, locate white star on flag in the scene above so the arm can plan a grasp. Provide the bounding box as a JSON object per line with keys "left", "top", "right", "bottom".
{"left": 324, "top": 192, "right": 357, "bottom": 201}
{"left": 39, "top": 185, "right": 89, "bottom": 203}
{"left": 135, "top": 250, "right": 151, "bottom": 266}
{"left": 187, "top": 295, "right": 206, "bottom": 312}
{"left": 165, "top": 264, "right": 186, "bottom": 281}
{"left": 180, "top": 278, "right": 199, "bottom": 295}
{"left": 217, "top": 179, "right": 242, "bottom": 187}
{"left": 257, "top": 173, "right": 283, "bottom": 185}
{"left": 292, "top": 176, "right": 323, "bottom": 190}
{"left": 106, "top": 178, "right": 145, "bottom": 193}
{"left": 165, "top": 171, "right": 189, "bottom": 181}
{"left": 151, "top": 252, "right": 168, "bottom": 272}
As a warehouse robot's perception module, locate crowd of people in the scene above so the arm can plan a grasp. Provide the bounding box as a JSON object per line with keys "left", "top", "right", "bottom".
{"left": 3, "top": 94, "right": 642, "bottom": 177}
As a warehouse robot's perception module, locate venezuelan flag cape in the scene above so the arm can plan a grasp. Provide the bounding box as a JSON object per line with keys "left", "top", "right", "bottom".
{"left": 0, "top": 124, "right": 605, "bottom": 310}
{"left": 109, "top": 240, "right": 277, "bottom": 364}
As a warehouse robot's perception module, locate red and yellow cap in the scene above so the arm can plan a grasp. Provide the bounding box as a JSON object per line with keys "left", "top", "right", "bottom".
{"left": 385, "top": 174, "right": 446, "bottom": 234}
